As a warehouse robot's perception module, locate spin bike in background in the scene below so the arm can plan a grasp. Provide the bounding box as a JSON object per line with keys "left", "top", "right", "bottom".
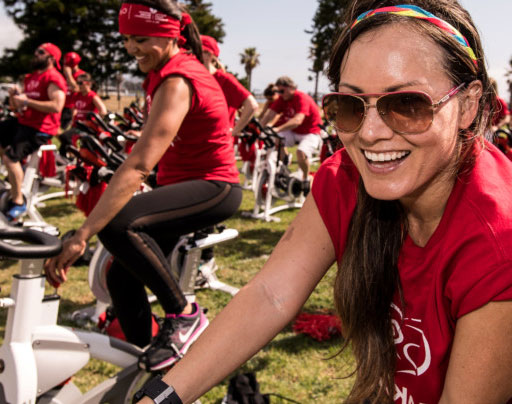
{"left": 245, "top": 121, "right": 308, "bottom": 222}
{"left": 0, "top": 219, "right": 152, "bottom": 404}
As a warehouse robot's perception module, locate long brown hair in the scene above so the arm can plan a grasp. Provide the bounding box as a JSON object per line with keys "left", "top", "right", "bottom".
{"left": 327, "top": 1, "right": 492, "bottom": 402}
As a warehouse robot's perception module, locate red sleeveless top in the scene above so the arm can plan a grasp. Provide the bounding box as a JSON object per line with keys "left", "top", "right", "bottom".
{"left": 143, "top": 50, "right": 239, "bottom": 185}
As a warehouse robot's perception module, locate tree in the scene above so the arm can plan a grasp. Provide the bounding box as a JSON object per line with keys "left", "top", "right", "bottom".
{"left": 0, "top": 0, "right": 132, "bottom": 85}
{"left": 183, "top": 0, "right": 225, "bottom": 42}
{"left": 307, "top": 0, "right": 350, "bottom": 102}
{"left": 240, "top": 47, "right": 260, "bottom": 92}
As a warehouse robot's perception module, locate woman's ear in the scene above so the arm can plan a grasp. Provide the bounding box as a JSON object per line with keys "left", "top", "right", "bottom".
{"left": 459, "top": 80, "right": 483, "bottom": 130}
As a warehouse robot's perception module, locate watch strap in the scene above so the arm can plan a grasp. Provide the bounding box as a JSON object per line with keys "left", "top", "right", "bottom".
{"left": 133, "top": 376, "right": 183, "bottom": 404}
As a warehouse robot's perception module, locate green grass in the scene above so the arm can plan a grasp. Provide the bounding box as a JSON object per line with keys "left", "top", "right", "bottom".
{"left": 0, "top": 162, "right": 356, "bottom": 403}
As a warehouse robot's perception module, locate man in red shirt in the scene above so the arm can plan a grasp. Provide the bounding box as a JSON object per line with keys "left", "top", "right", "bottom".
{"left": 260, "top": 76, "right": 322, "bottom": 193}
{"left": 0, "top": 42, "right": 67, "bottom": 221}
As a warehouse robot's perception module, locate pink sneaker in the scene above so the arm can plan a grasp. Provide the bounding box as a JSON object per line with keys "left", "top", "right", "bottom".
{"left": 138, "top": 302, "right": 209, "bottom": 370}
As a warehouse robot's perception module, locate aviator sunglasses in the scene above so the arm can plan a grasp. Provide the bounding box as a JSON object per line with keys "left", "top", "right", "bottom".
{"left": 322, "top": 83, "right": 466, "bottom": 135}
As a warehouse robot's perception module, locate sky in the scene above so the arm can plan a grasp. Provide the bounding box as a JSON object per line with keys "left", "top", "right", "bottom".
{"left": 0, "top": 1, "right": 510, "bottom": 97}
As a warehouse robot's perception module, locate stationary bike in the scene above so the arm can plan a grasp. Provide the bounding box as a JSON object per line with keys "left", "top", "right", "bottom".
{"left": 0, "top": 219, "right": 152, "bottom": 403}
{"left": 245, "top": 122, "right": 308, "bottom": 222}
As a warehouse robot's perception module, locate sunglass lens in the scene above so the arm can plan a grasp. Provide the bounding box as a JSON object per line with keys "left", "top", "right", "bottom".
{"left": 378, "top": 92, "right": 433, "bottom": 134}
{"left": 323, "top": 94, "right": 365, "bottom": 132}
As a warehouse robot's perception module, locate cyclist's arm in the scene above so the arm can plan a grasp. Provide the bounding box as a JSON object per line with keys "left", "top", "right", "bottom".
{"left": 63, "top": 66, "right": 79, "bottom": 92}
{"left": 141, "top": 195, "right": 336, "bottom": 404}
{"left": 45, "top": 76, "right": 191, "bottom": 281}
{"left": 92, "top": 94, "right": 108, "bottom": 117}
{"left": 439, "top": 300, "right": 512, "bottom": 403}
{"left": 13, "top": 83, "right": 65, "bottom": 114}
{"left": 274, "top": 112, "right": 305, "bottom": 133}
{"left": 259, "top": 108, "right": 277, "bottom": 127}
{"left": 231, "top": 95, "right": 258, "bottom": 137}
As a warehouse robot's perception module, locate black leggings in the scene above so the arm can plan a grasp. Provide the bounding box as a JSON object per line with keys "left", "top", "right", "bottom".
{"left": 98, "top": 180, "right": 242, "bottom": 347}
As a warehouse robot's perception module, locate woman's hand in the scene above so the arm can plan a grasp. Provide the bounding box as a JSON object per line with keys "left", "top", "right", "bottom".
{"left": 44, "top": 233, "right": 87, "bottom": 288}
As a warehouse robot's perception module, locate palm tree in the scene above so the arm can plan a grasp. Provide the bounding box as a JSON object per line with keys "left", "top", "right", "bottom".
{"left": 240, "top": 47, "right": 260, "bottom": 92}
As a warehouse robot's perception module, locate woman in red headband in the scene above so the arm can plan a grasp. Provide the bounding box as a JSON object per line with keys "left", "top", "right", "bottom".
{"left": 45, "top": 0, "right": 241, "bottom": 373}
{"left": 132, "top": 0, "right": 512, "bottom": 403}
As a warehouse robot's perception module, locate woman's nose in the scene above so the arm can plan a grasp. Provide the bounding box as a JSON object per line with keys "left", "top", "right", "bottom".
{"left": 357, "top": 104, "right": 394, "bottom": 143}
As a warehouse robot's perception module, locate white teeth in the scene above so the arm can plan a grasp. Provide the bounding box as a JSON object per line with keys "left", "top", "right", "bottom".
{"left": 363, "top": 150, "right": 409, "bottom": 162}
{"left": 135, "top": 56, "right": 145, "bottom": 60}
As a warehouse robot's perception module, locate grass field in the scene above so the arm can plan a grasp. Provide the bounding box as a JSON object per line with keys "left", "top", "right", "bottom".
{"left": 0, "top": 123, "right": 356, "bottom": 402}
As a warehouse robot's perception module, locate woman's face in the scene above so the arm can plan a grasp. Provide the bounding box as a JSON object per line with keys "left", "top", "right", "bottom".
{"left": 338, "top": 24, "right": 463, "bottom": 205}
{"left": 123, "top": 35, "right": 176, "bottom": 73}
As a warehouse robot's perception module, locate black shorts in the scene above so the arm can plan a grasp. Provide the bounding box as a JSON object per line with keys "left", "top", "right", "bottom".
{"left": 0, "top": 119, "right": 51, "bottom": 163}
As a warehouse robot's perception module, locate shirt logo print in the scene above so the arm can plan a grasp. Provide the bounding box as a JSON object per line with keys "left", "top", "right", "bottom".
{"left": 392, "top": 303, "right": 432, "bottom": 376}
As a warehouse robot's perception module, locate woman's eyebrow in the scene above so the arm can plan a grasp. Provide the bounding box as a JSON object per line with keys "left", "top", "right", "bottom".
{"left": 338, "top": 80, "right": 422, "bottom": 93}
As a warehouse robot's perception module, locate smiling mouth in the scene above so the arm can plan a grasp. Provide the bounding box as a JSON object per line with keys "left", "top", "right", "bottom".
{"left": 363, "top": 150, "right": 410, "bottom": 163}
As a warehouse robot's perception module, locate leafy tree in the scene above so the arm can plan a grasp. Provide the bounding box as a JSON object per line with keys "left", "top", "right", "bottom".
{"left": 0, "top": 0, "right": 133, "bottom": 85}
{"left": 183, "top": 0, "right": 225, "bottom": 42}
{"left": 307, "top": 0, "right": 350, "bottom": 101}
{"left": 240, "top": 47, "right": 260, "bottom": 92}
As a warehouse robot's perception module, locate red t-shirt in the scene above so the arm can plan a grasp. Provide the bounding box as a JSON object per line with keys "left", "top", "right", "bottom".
{"left": 71, "top": 90, "right": 98, "bottom": 122}
{"left": 270, "top": 90, "right": 322, "bottom": 135}
{"left": 18, "top": 67, "right": 67, "bottom": 135}
{"left": 71, "top": 90, "right": 99, "bottom": 122}
{"left": 64, "top": 68, "right": 86, "bottom": 108}
{"left": 312, "top": 144, "right": 512, "bottom": 404}
{"left": 213, "top": 70, "right": 251, "bottom": 128}
{"left": 143, "top": 50, "right": 239, "bottom": 185}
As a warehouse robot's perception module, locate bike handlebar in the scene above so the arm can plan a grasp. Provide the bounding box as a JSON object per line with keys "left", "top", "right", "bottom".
{"left": 0, "top": 226, "right": 62, "bottom": 259}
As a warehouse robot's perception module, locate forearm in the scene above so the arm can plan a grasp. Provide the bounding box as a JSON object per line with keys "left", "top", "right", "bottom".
{"left": 275, "top": 116, "right": 302, "bottom": 133}
{"left": 162, "top": 271, "right": 310, "bottom": 403}
{"left": 232, "top": 96, "right": 258, "bottom": 136}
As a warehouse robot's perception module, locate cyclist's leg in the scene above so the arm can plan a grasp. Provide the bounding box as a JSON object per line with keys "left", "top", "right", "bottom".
{"left": 296, "top": 133, "right": 320, "bottom": 179}
{"left": 279, "top": 130, "right": 297, "bottom": 165}
{"left": 2, "top": 124, "right": 50, "bottom": 217}
{"left": 98, "top": 180, "right": 242, "bottom": 351}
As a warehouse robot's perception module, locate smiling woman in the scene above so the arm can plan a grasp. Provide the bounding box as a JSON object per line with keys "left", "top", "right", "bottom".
{"left": 114, "top": 1, "right": 511, "bottom": 403}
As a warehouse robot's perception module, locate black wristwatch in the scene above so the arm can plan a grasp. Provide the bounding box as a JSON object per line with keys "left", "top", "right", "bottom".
{"left": 133, "top": 376, "right": 183, "bottom": 404}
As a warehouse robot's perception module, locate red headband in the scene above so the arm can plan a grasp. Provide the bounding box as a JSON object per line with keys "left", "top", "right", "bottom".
{"left": 118, "top": 3, "right": 191, "bottom": 39}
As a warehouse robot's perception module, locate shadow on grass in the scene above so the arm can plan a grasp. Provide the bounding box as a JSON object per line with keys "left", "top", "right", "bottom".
{"left": 219, "top": 228, "right": 283, "bottom": 259}
{"left": 268, "top": 332, "right": 342, "bottom": 355}
{"left": 39, "top": 201, "right": 77, "bottom": 219}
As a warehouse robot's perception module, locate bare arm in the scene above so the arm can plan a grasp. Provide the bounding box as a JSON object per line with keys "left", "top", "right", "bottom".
{"left": 13, "top": 83, "right": 65, "bottom": 114}
{"left": 44, "top": 76, "right": 192, "bottom": 283}
{"left": 439, "top": 300, "right": 512, "bottom": 403}
{"left": 259, "top": 108, "right": 278, "bottom": 127}
{"left": 274, "top": 113, "right": 305, "bottom": 133}
{"left": 138, "top": 195, "right": 336, "bottom": 404}
{"left": 92, "top": 94, "right": 108, "bottom": 117}
{"left": 63, "top": 66, "right": 79, "bottom": 92}
{"left": 231, "top": 95, "right": 259, "bottom": 137}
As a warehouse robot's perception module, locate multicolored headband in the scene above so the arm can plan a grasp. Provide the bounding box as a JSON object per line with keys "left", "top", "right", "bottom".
{"left": 350, "top": 5, "right": 478, "bottom": 67}
{"left": 119, "top": 3, "right": 191, "bottom": 40}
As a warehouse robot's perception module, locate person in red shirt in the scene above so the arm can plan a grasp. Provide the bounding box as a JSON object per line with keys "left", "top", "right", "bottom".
{"left": 58, "top": 72, "right": 108, "bottom": 156}
{"left": 129, "top": 2, "right": 512, "bottom": 404}
{"left": 61, "top": 51, "right": 86, "bottom": 130}
{"left": 45, "top": 0, "right": 241, "bottom": 374}
{"left": 260, "top": 76, "right": 322, "bottom": 192}
{"left": 200, "top": 35, "right": 258, "bottom": 138}
{"left": 490, "top": 78, "right": 510, "bottom": 132}
{"left": 0, "top": 42, "right": 66, "bottom": 221}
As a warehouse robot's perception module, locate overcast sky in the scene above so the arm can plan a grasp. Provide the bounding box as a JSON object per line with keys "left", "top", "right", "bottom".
{"left": 1, "top": 1, "right": 510, "bottom": 97}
